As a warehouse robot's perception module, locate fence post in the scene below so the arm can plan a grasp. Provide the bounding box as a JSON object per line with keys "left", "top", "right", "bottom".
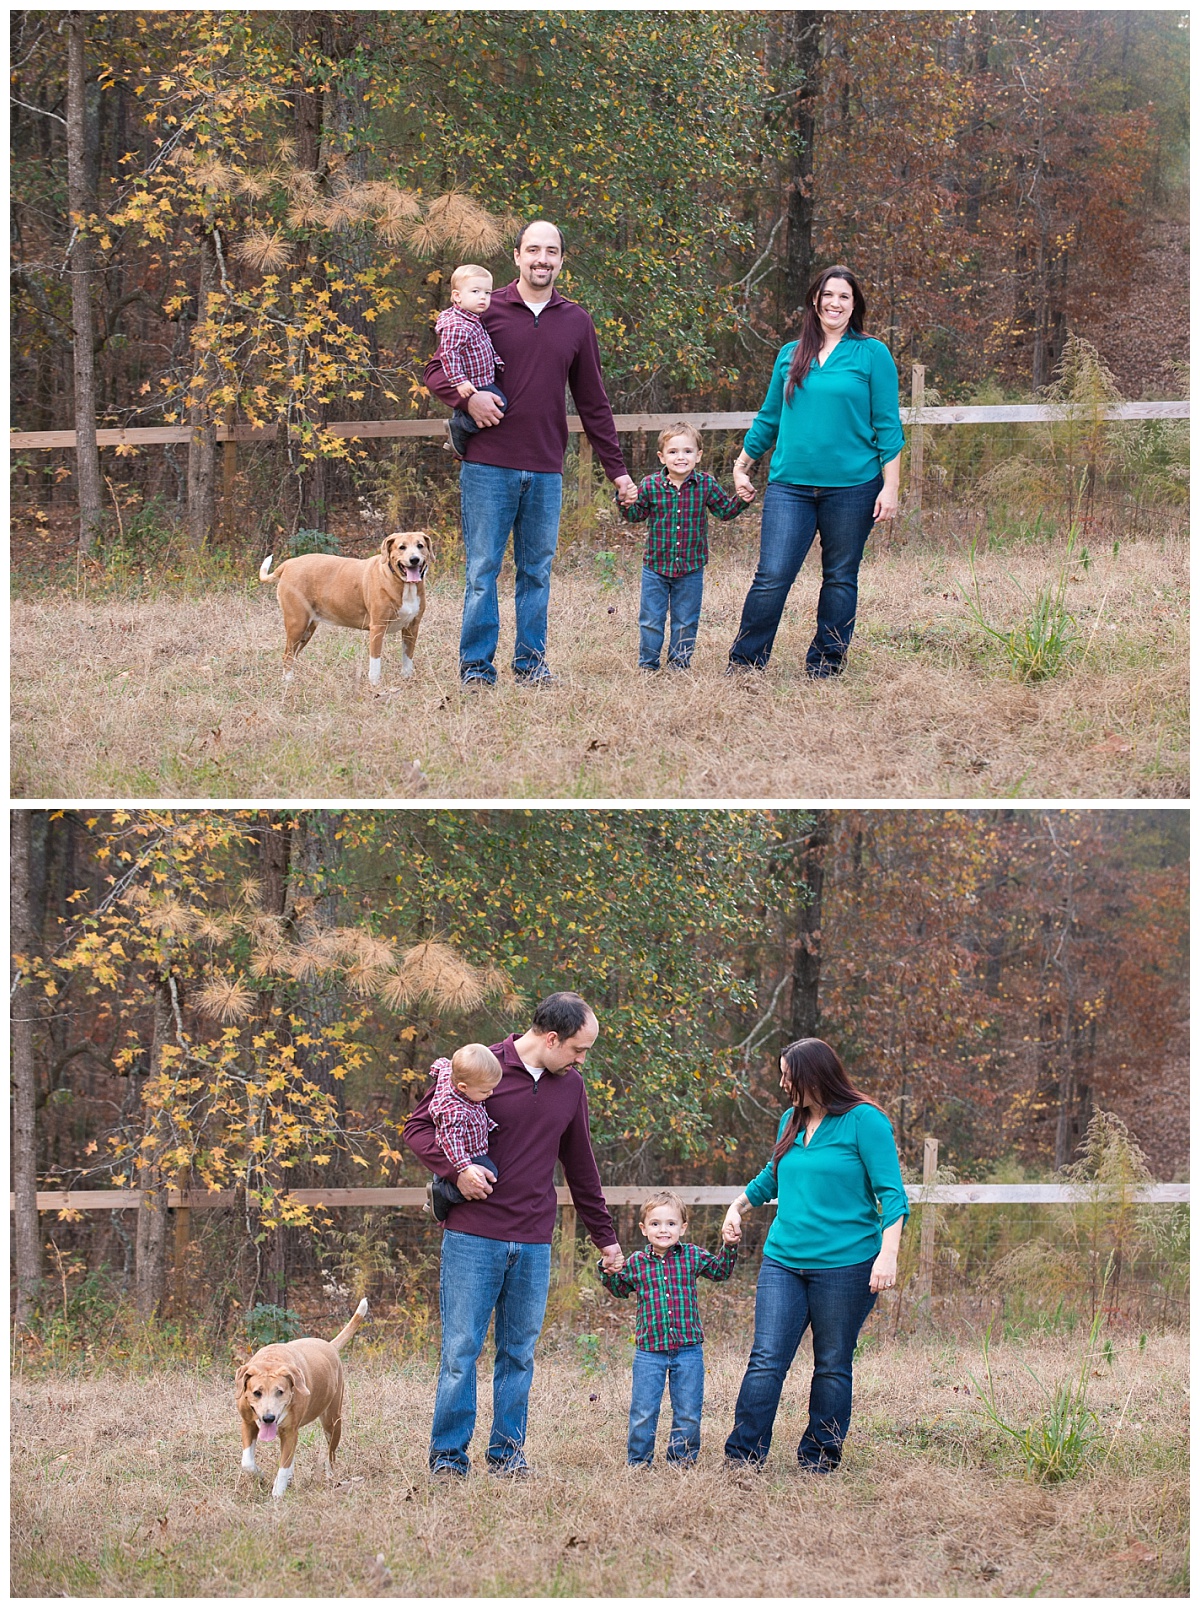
{"left": 559, "top": 1202, "right": 577, "bottom": 1283}
{"left": 917, "top": 1135, "right": 938, "bottom": 1303}
{"left": 909, "top": 363, "right": 926, "bottom": 514}
{"left": 576, "top": 435, "right": 593, "bottom": 513}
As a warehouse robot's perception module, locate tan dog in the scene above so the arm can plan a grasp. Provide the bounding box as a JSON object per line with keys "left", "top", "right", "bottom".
{"left": 259, "top": 532, "right": 431, "bottom": 686}
{"left": 235, "top": 1296, "right": 367, "bottom": 1498}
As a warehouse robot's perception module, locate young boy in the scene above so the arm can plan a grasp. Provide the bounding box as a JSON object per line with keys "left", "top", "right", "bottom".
{"left": 599, "top": 1190, "right": 739, "bottom": 1466}
{"left": 619, "top": 423, "right": 752, "bottom": 671}
{"left": 435, "top": 265, "right": 508, "bottom": 459}
{"left": 425, "top": 1043, "right": 503, "bottom": 1222}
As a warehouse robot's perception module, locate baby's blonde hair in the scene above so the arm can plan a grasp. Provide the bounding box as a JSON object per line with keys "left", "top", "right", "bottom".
{"left": 451, "top": 264, "right": 493, "bottom": 291}
{"left": 451, "top": 1042, "right": 503, "bottom": 1086}
{"left": 639, "top": 1189, "right": 689, "bottom": 1228}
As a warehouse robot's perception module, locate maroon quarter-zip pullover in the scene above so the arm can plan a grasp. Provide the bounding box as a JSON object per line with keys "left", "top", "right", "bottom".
{"left": 403, "top": 1033, "right": 618, "bottom": 1249}
{"left": 423, "top": 281, "right": 628, "bottom": 481}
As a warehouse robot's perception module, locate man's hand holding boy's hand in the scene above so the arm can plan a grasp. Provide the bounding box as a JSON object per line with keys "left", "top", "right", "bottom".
{"left": 615, "top": 475, "right": 638, "bottom": 506}
{"left": 600, "top": 1243, "right": 625, "bottom": 1272}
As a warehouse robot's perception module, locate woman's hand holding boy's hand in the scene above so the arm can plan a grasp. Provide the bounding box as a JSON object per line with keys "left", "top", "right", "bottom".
{"left": 733, "top": 467, "right": 756, "bottom": 503}
{"left": 722, "top": 1216, "right": 742, "bottom": 1245}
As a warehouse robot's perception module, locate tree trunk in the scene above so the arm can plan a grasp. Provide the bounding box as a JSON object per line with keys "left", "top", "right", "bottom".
{"left": 788, "top": 811, "right": 828, "bottom": 1041}
{"left": 134, "top": 976, "right": 173, "bottom": 1320}
{"left": 255, "top": 811, "right": 302, "bottom": 1304}
{"left": 11, "top": 812, "right": 44, "bottom": 1328}
{"left": 66, "top": 12, "right": 104, "bottom": 554}
{"left": 186, "top": 231, "right": 218, "bottom": 549}
{"left": 779, "top": 12, "right": 823, "bottom": 325}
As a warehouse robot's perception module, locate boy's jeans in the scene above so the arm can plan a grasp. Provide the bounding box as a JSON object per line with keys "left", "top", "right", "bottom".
{"left": 729, "top": 476, "right": 881, "bottom": 674}
{"left": 429, "top": 1228, "right": 551, "bottom": 1474}
{"left": 449, "top": 384, "right": 508, "bottom": 458}
{"left": 724, "top": 1254, "right": 877, "bottom": 1471}
{"left": 638, "top": 565, "right": 704, "bottom": 669}
{"left": 459, "top": 461, "right": 563, "bottom": 683}
{"left": 627, "top": 1343, "right": 704, "bottom": 1465}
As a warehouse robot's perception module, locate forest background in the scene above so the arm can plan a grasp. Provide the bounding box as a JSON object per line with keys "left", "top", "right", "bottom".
{"left": 10, "top": 807, "right": 1188, "bottom": 1343}
{"left": 10, "top": 8, "right": 1189, "bottom": 552}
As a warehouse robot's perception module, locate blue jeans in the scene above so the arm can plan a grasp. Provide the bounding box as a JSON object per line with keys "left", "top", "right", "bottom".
{"left": 729, "top": 477, "right": 882, "bottom": 674}
{"left": 638, "top": 566, "right": 705, "bottom": 669}
{"left": 429, "top": 1229, "right": 552, "bottom": 1473}
{"left": 459, "top": 461, "right": 563, "bottom": 682}
{"left": 628, "top": 1344, "right": 705, "bottom": 1465}
{"left": 725, "top": 1254, "right": 877, "bottom": 1471}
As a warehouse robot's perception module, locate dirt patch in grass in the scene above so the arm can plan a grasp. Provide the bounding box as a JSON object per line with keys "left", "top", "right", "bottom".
{"left": 10, "top": 1330, "right": 1186, "bottom": 1597}
{"left": 10, "top": 529, "right": 1187, "bottom": 799}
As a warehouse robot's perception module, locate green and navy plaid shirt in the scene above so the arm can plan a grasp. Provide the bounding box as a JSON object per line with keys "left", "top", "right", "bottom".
{"left": 618, "top": 469, "right": 747, "bottom": 578}
{"left": 598, "top": 1239, "right": 737, "bottom": 1351}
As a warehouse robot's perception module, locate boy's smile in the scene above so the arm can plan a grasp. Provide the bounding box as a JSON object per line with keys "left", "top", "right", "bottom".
{"left": 641, "top": 1204, "right": 684, "bottom": 1254}
{"left": 658, "top": 434, "right": 701, "bottom": 484}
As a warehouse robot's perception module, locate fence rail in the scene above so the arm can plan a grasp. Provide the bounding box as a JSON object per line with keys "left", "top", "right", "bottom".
{"left": 7, "top": 398, "right": 1189, "bottom": 453}
{"left": 10, "top": 1182, "right": 1189, "bottom": 1212}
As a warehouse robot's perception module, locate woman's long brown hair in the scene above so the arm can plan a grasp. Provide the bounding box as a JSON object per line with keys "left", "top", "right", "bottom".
{"left": 784, "top": 265, "right": 867, "bottom": 404}
{"left": 771, "top": 1037, "right": 884, "bottom": 1166}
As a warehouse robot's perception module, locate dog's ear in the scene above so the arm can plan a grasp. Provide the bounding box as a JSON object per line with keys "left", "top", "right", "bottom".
{"left": 234, "top": 1363, "right": 251, "bottom": 1399}
{"left": 283, "top": 1362, "right": 312, "bottom": 1421}
{"left": 380, "top": 532, "right": 401, "bottom": 561}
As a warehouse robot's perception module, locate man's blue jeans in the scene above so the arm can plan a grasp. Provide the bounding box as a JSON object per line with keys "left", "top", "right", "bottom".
{"left": 638, "top": 566, "right": 705, "bottom": 669}
{"left": 628, "top": 1344, "right": 705, "bottom": 1465}
{"left": 725, "top": 1254, "right": 877, "bottom": 1471}
{"left": 729, "top": 476, "right": 882, "bottom": 675}
{"left": 459, "top": 461, "right": 563, "bottom": 682}
{"left": 429, "top": 1228, "right": 551, "bottom": 1473}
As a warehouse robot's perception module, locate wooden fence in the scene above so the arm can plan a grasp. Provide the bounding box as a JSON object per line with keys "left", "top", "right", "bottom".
{"left": 12, "top": 1171, "right": 1188, "bottom": 1297}
{"left": 10, "top": 385, "right": 1189, "bottom": 520}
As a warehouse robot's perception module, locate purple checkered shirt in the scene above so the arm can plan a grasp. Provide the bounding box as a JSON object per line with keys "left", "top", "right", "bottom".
{"left": 599, "top": 1239, "right": 737, "bottom": 1350}
{"left": 434, "top": 306, "right": 504, "bottom": 391}
{"left": 618, "top": 468, "right": 747, "bottom": 578}
{"left": 427, "top": 1056, "right": 498, "bottom": 1174}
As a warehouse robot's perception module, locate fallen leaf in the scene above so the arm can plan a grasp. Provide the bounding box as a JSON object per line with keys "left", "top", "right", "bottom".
{"left": 1112, "top": 1540, "right": 1156, "bottom": 1564}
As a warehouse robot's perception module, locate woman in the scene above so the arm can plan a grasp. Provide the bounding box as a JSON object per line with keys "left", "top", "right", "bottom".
{"left": 728, "top": 266, "right": 905, "bottom": 677}
{"left": 723, "top": 1038, "right": 908, "bottom": 1473}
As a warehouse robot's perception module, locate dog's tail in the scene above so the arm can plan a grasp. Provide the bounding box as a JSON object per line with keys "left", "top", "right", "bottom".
{"left": 330, "top": 1296, "right": 368, "bottom": 1351}
{"left": 258, "top": 554, "right": 282, "bottom": 583}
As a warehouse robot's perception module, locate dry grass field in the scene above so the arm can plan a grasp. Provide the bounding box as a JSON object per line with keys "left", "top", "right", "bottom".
{"left": 10, "top": 526, "right": 1187, "bottom": 800}
{"left": 10, "top": 1328, "right": 1187, "bottom": 1597}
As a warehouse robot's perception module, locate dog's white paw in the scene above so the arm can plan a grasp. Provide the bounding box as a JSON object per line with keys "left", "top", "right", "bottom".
{"left": 241, "top": 1447, "right": 260, "bottom": 1475}
{"left": 401, "top": 654, "right": 415, "bottom": 679}
{"left": 272, "top": 1464, "right": 294, "bottom": 1499}
{"left": 282, "top": 669, "right": 295, "bottom": 685}
{"left": 368, "top": 657, "right": 383, "bottom": 686}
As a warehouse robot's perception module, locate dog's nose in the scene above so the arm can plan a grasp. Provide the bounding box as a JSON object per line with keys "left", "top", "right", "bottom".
{"left": 261, "top": 1413, "right": 276, "bottom": 1423}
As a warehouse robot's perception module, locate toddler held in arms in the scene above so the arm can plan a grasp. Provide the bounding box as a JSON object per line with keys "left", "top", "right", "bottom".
{"left": 435, "top": 266, "right": 508, "bottom": 459}
{"left": 425, "top": 1043, "right": 503, "bottom": 1221}
{"left": 599, "top": 1190, "right": 739, "bottom": 1465}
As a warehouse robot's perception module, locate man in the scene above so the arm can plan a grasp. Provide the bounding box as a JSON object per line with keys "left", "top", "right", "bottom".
{"left": 424, "top": 221, "right": 639, "bottom": 686}
{"left": 404, "top": 991, "right": 624, "bottom": 1477}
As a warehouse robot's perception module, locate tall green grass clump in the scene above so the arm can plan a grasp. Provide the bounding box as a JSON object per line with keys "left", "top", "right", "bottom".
{"left": 961, "top": 527, "right": 1080, "bottom": 682}
{"left": 972, "top": 1312, "right": 1103, "bottom": 1483}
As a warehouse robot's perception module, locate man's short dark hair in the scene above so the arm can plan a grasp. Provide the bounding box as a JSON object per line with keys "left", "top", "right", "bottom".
{"left": 531, "top": 990, "right": 592, "bottom": 1038}
{"left": 515, "top": 220, "right": 566, "bottom": 255}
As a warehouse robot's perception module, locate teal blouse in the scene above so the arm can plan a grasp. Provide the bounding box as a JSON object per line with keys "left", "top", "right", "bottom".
{"left": 744, "top": 1103, "right": 910, "bottom": 1270}
{"left": 743, "top": 334, "right": 905, "bottom": 488}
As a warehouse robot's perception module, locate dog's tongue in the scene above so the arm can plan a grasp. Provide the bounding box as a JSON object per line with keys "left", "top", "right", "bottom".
{"left": 258, "top": 1421, "right": 278, "bottom": 1442}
